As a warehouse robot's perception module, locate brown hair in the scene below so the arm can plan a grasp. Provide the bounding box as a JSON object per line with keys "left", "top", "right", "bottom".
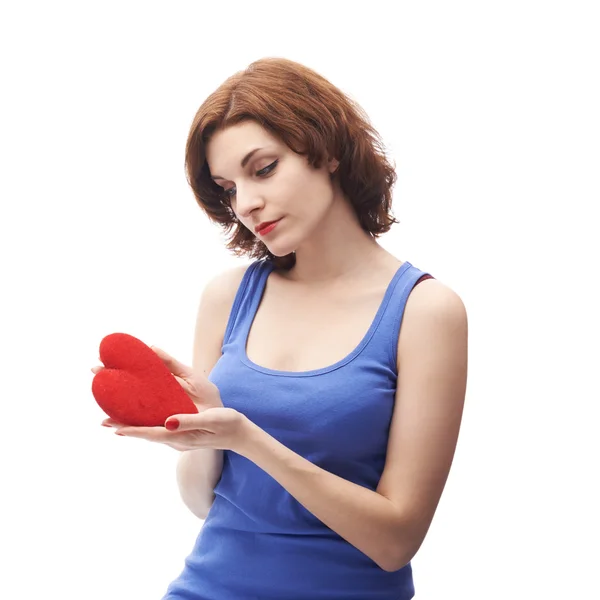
{"left": 184, "top": 57, "right": 399, "bottom": 270}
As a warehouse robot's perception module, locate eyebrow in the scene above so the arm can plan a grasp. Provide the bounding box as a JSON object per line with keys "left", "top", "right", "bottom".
{"left": 210, "top": 147, "right": 265, "bottom": 181}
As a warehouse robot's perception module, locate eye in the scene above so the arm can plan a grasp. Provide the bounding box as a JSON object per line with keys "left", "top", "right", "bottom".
{"left": 222, "top": 159, "right": 278, "bottom": 199}
{"left": 257, "top": 159, "right": 278, "bottom": 177}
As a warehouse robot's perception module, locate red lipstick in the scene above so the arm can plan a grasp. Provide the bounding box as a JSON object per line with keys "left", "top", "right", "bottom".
{"left": 256, "top": 219, "right": 281, "bottom": 236}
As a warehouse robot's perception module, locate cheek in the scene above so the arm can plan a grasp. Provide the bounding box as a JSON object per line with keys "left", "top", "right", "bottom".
{"left": 303, "top": 177, "right": 335, "bottom": 214}
{"left": 288, "top": 170, "right": 318, "bottom": 198}
{"left": 278, "top": 165, "right": 334, "bottom": 217}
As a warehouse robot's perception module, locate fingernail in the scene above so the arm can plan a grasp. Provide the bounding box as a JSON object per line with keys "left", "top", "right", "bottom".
{"left": 165, "top": 419, "right": 179, "bottom": 431}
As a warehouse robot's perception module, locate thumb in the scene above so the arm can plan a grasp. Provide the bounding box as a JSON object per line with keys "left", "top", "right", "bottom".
{"left": 165, "top": 411, "right": 213, "bottom": 432}
{"left": 151, "top": 346, "right": 193, "bottom": 378}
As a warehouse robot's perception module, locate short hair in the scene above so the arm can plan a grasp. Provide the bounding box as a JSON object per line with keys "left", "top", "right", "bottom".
{"left": 184, "top": 57, "right": 399, "bottom": 270}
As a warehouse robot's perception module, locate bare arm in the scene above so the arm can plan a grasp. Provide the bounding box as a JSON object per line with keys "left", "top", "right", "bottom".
{"left": 175, "top": 265, "right": 249, "bottom": 520}
{"left": 176, "top": 446, "right": 223, "bottom": 520}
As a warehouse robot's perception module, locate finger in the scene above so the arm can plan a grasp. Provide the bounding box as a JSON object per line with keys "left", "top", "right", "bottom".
{"left": 91, "top": 366, "right": 104, "bottom": 374}
{"left": 165, "top": 411, "right": 208, "bottom": 431}
{"left": 115, "top": 425, "right": 175, "bottom": 442}
{"left": 165, "top": 411, "right": 214, "bottom": 432}
{"left": 102, "top": 417, "right": 124, "bottom": 428}
{"left": 173, "top": 374, "right": 192, "bottom": 394}
{"left": 151, "top": 346, "right": 193, "bottom": 379}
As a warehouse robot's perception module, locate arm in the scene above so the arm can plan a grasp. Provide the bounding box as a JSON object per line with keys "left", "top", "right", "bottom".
{"left": 240, "top": 423, "right": 403, "bottom": 572}
{"left": 175, "top": 265, "right": 250, "bottom": 519}
{"left": 239, "top": 281, "right": 468, "bottom": 573}
{"left": 176, "top": 448, "right": 223, "bottom": 520}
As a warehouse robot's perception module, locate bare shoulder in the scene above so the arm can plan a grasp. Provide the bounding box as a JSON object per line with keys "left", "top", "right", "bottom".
{"left": 192, "top": 264, "right": 253, "bottom": 374}
{"left": 398, "top": 278, "right": 468, "bottom": 366}
{"left": 202, "top": 264, "right": 252, "bottom": 306}
{"left": 405, "top": 277, "right": 466, "bottom": 316}
{"left": 199, "top": 263, "right": 255, "bottom": 329}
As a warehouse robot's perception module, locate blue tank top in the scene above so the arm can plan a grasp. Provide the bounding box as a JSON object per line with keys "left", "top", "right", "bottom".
{"left": 162, "top": 258, "right": 433, "bottom": 600}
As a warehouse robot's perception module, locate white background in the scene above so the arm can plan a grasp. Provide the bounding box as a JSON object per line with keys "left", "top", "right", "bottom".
{"left": 1, "top": 1, "right": 598, "bottom": 598}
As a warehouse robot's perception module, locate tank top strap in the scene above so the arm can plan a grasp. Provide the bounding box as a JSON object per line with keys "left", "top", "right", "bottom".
{"left": 221, "top": 258, "right": 434, "bottom": 375}
{"left": 364, "top": 261, "right": 436, "bottom": 374}
{"left": 222, "top": 259, "right": 274, "bottom": 351}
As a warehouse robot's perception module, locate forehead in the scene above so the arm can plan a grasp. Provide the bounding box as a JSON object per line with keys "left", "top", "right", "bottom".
{"left": 206, "top": 121, "right": 280, "bottom": 173}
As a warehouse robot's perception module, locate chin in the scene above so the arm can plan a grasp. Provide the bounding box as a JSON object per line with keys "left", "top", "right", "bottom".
{"left": 263, "top": 237, "right": 297, "bottom": 258}
{"left": 266, "top": 246, "right": 294, "bottom": 258}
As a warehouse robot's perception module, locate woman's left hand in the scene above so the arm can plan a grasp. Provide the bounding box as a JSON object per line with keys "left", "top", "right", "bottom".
{"left": 105, "top": 407, "right": 253, "bottom": 454}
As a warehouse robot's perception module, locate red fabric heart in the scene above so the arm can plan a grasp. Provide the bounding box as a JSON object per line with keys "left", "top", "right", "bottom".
{"left": 91, "top": 332, "right": 198, "bottom": 427}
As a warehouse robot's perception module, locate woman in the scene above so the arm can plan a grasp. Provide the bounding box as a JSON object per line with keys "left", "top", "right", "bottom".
{"left": 95, "top": 57, "right": 468, "bottom": 599}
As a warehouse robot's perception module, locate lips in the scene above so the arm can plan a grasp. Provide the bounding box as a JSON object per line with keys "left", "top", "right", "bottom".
{"left": 255, "top": 219, "right": 281, "bottom": 233}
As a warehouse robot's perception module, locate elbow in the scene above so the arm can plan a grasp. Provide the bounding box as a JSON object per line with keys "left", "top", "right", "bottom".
{"left": 379, "top": 544, "right": 420, "bottom": 573}
{"left": 186, "top": 501, "right": 209, "bottom": 521}
{"left": 374, "top": 540, "right": 406, "bottom": 573}
{"left": 379, "top": 547, "right": 414, "bottom": 573}
{"left": 381, "top": 551, "right": 413, "bottom": 573}
{"left": 379, "top": 528, "right": 420, "bottom": 572}
{"left": 181, "top": 493, "right": 214, "bottom": 521}
{"left": 379, "top": 507, "right": 425, "bottom": 572}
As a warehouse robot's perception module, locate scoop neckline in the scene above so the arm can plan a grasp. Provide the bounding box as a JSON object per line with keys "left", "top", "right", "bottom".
{"left": 238, "top": 260, "right": 412, "bottom": 377}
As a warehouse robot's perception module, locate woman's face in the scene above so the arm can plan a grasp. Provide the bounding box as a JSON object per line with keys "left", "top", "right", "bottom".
{"left": 205, "top": 120, "right": 338, "bottom": 257}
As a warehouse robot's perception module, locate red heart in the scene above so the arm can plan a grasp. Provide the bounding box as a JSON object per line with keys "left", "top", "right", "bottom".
{"left": 91, "top": 332, "right": 198, "bottom": 427}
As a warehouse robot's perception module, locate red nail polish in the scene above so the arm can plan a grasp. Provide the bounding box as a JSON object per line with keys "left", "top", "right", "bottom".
{"left": 165, "top": 419, "right": 179, "bottom": 431}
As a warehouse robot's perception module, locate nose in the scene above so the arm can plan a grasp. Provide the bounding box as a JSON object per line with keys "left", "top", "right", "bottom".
{"left": 234, "top": 185, "right": 265, "bottom": 220}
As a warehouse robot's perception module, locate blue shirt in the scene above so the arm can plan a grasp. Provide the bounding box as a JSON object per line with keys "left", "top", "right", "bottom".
{"left": 162, "top": 258, "right": 432, "bottom": 599}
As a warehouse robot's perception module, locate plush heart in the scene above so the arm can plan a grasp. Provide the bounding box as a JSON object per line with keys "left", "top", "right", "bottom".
{"left": 91, "top": 332, "right": 198, "bottom": 427}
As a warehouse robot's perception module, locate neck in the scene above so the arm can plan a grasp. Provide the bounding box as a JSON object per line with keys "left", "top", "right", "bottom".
{"left": 283, "top": 196, "right": 391, "bottom": 286}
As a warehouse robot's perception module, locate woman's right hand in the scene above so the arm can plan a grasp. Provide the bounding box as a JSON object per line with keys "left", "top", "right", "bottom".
{"left": 91, "top": 345, "right": 224, "bottom": 429}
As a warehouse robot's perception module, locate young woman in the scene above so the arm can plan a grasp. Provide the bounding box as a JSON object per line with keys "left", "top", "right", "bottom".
{"left": 97, "top": 57, "right": 468, "bottom": 599}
